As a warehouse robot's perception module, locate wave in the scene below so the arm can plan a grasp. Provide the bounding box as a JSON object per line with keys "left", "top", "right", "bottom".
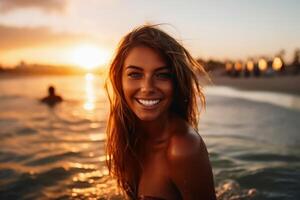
{"left": 216, "top": 179, "right": 257, "bottom": 200}
{"left": 205, "top": 86, "right": 300, "bottom": 111}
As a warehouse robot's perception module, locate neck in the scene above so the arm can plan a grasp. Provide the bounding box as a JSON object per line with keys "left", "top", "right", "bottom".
{"left": 138, "top": 113, "right": 172, "bottom": 143}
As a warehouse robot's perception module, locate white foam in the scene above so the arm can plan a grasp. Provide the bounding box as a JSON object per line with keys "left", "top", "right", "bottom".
{"left": 205, "top": 86, "right": 300, "bottom": 111}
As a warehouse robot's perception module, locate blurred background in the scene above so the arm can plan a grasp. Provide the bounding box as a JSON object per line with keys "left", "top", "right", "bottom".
{"left": 0, "top": 0, "right": 299, "bottom": 199}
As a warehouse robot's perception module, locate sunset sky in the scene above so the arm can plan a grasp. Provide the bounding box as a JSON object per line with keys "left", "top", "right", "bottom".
{"left": 0, "top": 0, "right": 299, "bottom": 68}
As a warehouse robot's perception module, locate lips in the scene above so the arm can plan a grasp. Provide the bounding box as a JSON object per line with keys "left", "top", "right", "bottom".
{"left": 136, "top": 98, "right": 161, "bottom": 107}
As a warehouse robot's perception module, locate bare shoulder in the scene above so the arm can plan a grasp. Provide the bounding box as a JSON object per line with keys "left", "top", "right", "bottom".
{"left": 167, "top": 120, "right": 206, "bottom": 162}
{"left": 165, "top": 118, "right": 216, "bottom": 199}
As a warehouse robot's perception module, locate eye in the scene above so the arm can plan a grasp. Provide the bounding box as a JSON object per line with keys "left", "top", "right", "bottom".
{"left": 128, "top": 72, "right": 143, "bottom": 79}
{"left": 155, "top": 72, "right": 172, "bottom": 79}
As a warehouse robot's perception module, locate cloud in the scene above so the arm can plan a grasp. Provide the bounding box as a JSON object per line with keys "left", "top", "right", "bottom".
{"left": 0, "top": 24, "right": 90, "bottom": 51}
{"left": 0, "top": 0, "right": 69, "bottom": 14}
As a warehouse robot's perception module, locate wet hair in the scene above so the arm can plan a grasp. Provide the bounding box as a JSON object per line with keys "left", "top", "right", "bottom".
{"left": 105, "top": 24, "right": 208, "bottom": 198}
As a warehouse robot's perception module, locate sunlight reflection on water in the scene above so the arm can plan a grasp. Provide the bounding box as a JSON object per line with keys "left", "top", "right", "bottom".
{"left": 84, "top": 73, "right": 96, "bottom": 111}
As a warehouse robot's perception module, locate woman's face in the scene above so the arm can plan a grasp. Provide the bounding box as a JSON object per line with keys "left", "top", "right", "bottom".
{"left": 122, "top": 46, "right": 173, "bottom": 122}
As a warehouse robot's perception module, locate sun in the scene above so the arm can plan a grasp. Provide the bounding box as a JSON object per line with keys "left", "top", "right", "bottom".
{"left": 71, "top": 44, "right": 110, "bottom": 69}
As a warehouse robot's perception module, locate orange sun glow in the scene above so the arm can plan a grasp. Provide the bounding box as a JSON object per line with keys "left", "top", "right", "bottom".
{"left": 70, "top": 44, "right": 110, "bottom": 69}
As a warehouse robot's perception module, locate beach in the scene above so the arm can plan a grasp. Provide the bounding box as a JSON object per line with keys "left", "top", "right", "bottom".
{"left": 211, "top": 74, "right": 300, "bottom": 96}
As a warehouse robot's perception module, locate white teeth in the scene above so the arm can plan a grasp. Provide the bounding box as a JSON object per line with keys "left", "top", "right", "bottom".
{"left": 137, "top": 99, "right": 160, "bottom": 106}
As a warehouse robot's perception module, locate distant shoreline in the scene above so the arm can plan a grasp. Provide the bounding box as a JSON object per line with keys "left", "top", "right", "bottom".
{"left": 210, "top": 74, "right": 300, "bottom": 96}
{"left": 0, "top": 72, "right": 103, "bottom": 79}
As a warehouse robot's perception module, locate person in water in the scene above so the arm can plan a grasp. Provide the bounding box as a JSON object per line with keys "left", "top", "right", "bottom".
{"left": 105, "top": 25, "right": 216, "bottom": 200}
{"left": 41, "top": 86, "right": 63, "bottom": 107}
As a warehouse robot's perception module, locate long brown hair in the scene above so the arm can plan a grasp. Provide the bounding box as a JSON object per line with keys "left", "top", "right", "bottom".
{"left": 105, "top": 25, "right": 208, "bottom": 199}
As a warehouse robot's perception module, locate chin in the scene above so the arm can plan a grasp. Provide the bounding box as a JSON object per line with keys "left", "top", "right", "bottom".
{"left": 137, "top": 115, "right": 157, "bottom": 122}
{"left": 136, "top": 113, "right": 161, "bottom": 122}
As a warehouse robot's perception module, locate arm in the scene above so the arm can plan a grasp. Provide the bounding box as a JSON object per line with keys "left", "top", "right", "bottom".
{"left": 167, "top": 132, "right": 216, "bottom": 200}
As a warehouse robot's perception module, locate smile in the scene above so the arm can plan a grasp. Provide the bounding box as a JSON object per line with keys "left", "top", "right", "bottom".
{"left": 136, "top": 99, "right": 161, "bottom": 107}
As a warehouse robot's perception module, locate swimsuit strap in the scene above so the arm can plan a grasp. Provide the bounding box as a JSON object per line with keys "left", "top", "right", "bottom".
{"left": 138, "top": 195, "right": 166, "bottom": 200}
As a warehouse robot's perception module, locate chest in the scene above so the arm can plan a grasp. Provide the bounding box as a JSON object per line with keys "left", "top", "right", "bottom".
{"left": 138, "top": 151, "right": 180, "bottom": 199}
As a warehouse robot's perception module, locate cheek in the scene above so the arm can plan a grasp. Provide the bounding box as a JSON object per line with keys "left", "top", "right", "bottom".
{"left": 122, "top": 78, "right": 136, "bottom": 102}
{"left": 160, "top": 81, "right": 173, "bottom": 98}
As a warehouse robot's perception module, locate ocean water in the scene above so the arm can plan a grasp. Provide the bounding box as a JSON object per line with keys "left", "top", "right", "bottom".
{"left": 0, "top": 74, "right": 299, "bottom": 200}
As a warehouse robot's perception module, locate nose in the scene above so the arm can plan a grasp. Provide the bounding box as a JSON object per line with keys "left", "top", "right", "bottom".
{"left": 141, "top": 75, "right": 155, "bottom": 93}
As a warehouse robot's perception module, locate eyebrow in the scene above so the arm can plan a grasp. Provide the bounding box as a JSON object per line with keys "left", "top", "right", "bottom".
{"left": 125, "top": 65, "right": 170, "bottom": 71}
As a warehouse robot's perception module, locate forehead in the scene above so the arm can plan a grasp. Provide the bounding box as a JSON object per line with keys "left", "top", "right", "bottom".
{"left": 124, "top": 46, "right": 167, "bottom": 69}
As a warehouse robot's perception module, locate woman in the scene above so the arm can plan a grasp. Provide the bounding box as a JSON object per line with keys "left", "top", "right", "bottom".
{"left": 105, "top": 25, "right": 216, "bottom": 200}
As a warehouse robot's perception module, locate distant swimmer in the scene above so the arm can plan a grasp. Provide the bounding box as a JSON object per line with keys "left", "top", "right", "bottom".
{"left": 41, "top": 86, "right": 63, "bottom": 107}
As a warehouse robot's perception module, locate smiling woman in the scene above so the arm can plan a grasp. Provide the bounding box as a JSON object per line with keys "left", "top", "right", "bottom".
{"left": 70, "top": 44, "right": 110, "bottom": 69}
{"left": 105, "top": 25, "right": 216, "bottom": 200}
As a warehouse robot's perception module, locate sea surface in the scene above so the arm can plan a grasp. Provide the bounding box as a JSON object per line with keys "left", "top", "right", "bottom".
{"left": 0, "top": 74, "right": 299, "bottom": 200}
